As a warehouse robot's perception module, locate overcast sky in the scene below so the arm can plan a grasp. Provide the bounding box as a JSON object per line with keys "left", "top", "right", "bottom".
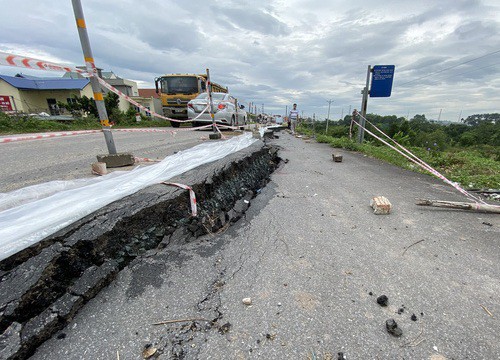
{"left": 1, "top": 0, "right": 499, "bottom": 121}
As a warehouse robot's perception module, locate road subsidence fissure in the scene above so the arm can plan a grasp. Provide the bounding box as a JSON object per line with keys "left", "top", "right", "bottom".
{"left": 0, "top": 141, "right": 280, "bottom": 360}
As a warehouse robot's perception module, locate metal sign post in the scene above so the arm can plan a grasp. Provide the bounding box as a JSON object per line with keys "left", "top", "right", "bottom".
{"left": 357, "top": 65, "right": 371, "bottom": 143}
{"left": 357, "top": 64, "right": 395, "bottom": 143}
{"left": 72, "top": 0, "right": 117, "bottom": 154}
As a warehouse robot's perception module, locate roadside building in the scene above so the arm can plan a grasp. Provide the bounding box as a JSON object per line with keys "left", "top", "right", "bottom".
{"left": 65, "top": 69, "right": 138, "bottom": 113}
{"left": 1, "top": 70, "right": 144, "bottom": 116}
{"left": 135, "top": 89, "right": 162, "bottom": 117}
{"left": 0, "top": 73, "right": 92, "bottom": 115}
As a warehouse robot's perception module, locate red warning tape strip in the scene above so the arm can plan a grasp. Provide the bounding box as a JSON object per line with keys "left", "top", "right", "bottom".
{"left": 0, "top": 51, "right": 211, "bottom": 126}
{"left": 0, "top": 51, "right": 87, "bottom": 74}
{"left": 0, "top": 130, "right": 101, "bottom": 144}
{"left": 352, "top": 111, "right": 488, "bottom": 204}
{"left": 162, "top": 182, "right": 197, "bottom": 216}
{"left": 134, "top": 157, "right": 161, "bottom": 163}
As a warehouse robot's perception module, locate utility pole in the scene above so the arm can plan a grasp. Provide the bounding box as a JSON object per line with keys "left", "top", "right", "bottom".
{"left": 437, "top": 108, "right": 442, "bottom": 122}
{"left": 72, "top": 0, "right": 117, "bottom": 155}
{"left": 357, "top": 65, "right": 371, "bottom": 143}
{"left": 326, "top": 99, "right": 333, "bottom": 134}
{"left": 458, "top": 109, "right": 462, "bottom": 122}
{"left": 340, "top": 107, "right": 344, "bottom": 122}
{"left": 206, "top": 68, "right": 220, "bottom": 139}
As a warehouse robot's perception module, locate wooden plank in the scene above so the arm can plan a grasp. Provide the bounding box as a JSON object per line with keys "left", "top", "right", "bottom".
{"left": 416, "top": 199, "right": 500, "bottom": 214}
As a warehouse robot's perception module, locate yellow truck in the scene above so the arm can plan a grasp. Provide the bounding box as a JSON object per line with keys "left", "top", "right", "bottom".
{"left": 154, "top": 73, "right": 227, "bottom": 127}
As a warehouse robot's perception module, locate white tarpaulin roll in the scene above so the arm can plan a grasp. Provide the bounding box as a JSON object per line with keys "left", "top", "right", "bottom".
{"left": 0, "top": 133, "right": 257, "bottom": 261}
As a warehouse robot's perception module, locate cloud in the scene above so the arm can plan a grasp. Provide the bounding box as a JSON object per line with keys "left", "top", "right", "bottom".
{"left": 0, "top": 0, "right": 499, "bottom": 121}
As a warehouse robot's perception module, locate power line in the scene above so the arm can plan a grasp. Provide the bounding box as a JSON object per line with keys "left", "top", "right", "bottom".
{"left": 398, "top": 48, "right": 500, "bottom": 86}
{"left": 438, "top": 61, "right": 500, "bottom": 82}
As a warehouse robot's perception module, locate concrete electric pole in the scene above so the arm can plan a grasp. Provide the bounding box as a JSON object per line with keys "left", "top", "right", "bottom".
{"left": 326, "top": 99, "right": 333, "bottom": 134}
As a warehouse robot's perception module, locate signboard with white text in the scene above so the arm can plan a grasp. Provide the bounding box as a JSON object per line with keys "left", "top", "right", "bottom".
{"left": 370, "top": 65, "right": 395, "bottom": 97}
{"left": 0, "top": 96, "right": 13, "bottom": 111}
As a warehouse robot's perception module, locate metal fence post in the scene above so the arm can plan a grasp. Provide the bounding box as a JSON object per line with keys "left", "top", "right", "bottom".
{"left": 206, "top": 68, "right": 216, "bottom": 133}
{"left": 72, "top": 0, "right": 117, "bottom": 154}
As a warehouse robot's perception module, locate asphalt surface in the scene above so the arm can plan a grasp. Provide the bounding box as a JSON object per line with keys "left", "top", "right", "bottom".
{"left": 30, "top": 131, "right": 499, "bottom": 359}
{"left": 0, "top": 128, "right": 215, "bottom": 193}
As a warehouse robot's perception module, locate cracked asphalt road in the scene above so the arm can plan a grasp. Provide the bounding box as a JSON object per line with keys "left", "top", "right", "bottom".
{"left": 0, "top": 128, "right": 212, "bottom": 193}
{"left": 30, "top": 131, "right": 499, "bottom": 359}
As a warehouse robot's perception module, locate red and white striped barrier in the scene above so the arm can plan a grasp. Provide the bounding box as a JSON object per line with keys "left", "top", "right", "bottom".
{"left": 162, "top": 182, "right": 197, "bottom": 216}
{"left": 0, "top": 129, "right": 101, "bottom": 144}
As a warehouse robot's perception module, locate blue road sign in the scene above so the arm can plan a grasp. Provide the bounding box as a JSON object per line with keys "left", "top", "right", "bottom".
{"left": 370, "top": 65, "right": 395, "bottom": 97}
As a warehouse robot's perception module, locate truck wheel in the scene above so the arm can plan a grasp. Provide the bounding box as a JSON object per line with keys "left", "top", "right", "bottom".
{"left": 170, "top": 121, "right": 181, "bottom": 128}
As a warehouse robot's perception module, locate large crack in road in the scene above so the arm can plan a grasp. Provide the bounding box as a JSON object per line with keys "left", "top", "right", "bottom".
{"left": 0, "top": 140, "right": 280, "bottom": 360}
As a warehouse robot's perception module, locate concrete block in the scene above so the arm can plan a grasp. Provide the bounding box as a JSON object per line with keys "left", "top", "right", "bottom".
{"left": 333, "top": 154, "right": 343, "bottom": 162}
{"left": 370, "top": 196, "right": 392, "bottom": 215}
{"left": 209, "top": 133, "right": 222, "bottom": 140}
{"left": 96, "top": 153, "right": 134, "bottom": 168}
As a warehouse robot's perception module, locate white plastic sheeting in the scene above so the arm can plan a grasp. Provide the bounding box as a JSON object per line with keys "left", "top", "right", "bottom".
{"left": 0, "top": 133, "right": 257, "bottom": 261}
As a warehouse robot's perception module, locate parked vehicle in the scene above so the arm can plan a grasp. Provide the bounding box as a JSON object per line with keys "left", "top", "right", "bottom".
{"left": 187, "top": 92, "right": 247, "bottom": 127}
{"left": 154, "top": 74, "right": 228, "bottom": 127}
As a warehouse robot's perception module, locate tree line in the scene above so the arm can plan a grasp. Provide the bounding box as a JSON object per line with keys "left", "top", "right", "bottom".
{"left": 308, "top": 113, "right": 500, "bottom": 150}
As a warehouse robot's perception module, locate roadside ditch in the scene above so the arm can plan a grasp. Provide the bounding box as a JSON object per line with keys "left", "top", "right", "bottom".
{"left": 0, "top": 140, "right": 280, "bottom": 360}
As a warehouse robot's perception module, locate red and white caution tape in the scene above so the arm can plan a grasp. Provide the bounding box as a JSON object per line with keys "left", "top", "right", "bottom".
{"left": 113, "top": 128, "right": 172, "bottom": 133}
{"left": 352, "top": 111, "right": 487, "bottom": 204}
{"left": 96, "top": 77, "right": 210, "bottom": 124}
{"left": 0, "top": 51, "right": 211, "bottom": 125}
{"left": 134, "top": 156, "right": 161, "bottom": 163}
{"left": 215, "top": 124, "right": 242, "bottom": 131}
{"left": 0, "top": 129, "right": 101, "bottom": 144}
{"left": 0, "top": 51, "right": 87, "bottom": 75}
{"left": 162, "top": 182, "right": 197, "bottom": 216}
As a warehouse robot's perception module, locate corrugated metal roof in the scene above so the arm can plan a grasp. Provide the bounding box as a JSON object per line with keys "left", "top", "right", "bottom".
{"left": 138, "top": 89, "right": 160, "bottom": 98}
{"left": 0, "top": 74, "right": 89, "bottom": 90}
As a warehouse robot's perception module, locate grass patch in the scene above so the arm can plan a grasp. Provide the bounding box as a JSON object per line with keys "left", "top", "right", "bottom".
{"left": 309, "top": 133, "right": 500, "bottom": 189}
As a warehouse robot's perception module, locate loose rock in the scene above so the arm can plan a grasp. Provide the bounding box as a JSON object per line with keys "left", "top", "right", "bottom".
{"left": 242, "top": 298, "right": 252, "bottom": 305}
{"left": 142, "top": 344, "right": 157, "bottom": 359}
{"left": 377, "top": 295, "right": 389, "bottom": 307}
{"left": 386, "top": 319, "right": 402, "bottom": 337}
